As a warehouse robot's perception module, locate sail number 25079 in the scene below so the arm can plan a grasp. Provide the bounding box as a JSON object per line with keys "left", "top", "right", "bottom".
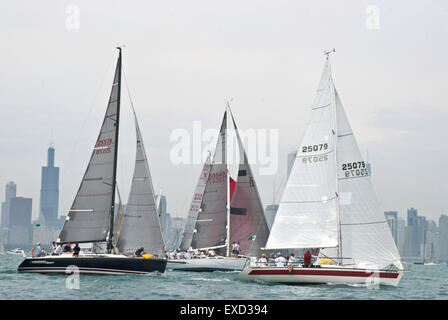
{"left": 302, "top": 143, "right": 328, "bottom": 153}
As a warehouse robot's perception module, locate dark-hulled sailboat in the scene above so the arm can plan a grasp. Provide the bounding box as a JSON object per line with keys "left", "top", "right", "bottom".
{"left": 18, "top": 48, "right": 167, "bottom": 275}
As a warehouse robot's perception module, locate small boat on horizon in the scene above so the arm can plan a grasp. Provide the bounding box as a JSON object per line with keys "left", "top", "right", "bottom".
{"left": 7, "top": 248, "right": 25, "bottom": 255}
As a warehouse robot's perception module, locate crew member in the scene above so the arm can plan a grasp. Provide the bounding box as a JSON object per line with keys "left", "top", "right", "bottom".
{"left": 303, "top": 250, "right": 312, "bottom": 268}
{"left": 275, "top": 252, "right": 287, "bottom": 267}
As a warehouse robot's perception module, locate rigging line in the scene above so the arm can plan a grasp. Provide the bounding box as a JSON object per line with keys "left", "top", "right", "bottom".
{"left": 281, "top": 195, "right": 338, "bottom": 204}
{"left": 340, "top": 221, "right": 387, "bottom": 226}
{"left": 122, "top": 67, "right": 136, "bottom": 115}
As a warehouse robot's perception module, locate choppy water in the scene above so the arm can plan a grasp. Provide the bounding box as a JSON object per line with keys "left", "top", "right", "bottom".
{"left": 0, "top": 253, "right": 447, "bottom": 300}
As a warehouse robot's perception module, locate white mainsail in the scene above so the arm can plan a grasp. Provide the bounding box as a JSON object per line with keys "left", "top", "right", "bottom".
{"left": 266, "top": 54, "right": 402, "bottom": 270}
{"left": 266, "top": 58, "right": 339, "bottom": 250}
{"left": 116, "top": 112, "right": 165, "bottom": 256}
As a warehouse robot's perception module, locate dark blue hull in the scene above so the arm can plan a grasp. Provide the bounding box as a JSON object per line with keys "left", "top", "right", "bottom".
{"left": 18, "top": 255, "right": 167, "bottom": 275}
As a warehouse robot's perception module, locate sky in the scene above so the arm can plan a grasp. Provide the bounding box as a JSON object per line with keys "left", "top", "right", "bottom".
{"left": 0, "top": 0, "right": 447, "bottom": 223}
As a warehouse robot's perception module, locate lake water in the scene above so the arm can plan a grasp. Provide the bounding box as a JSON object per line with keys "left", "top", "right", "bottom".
{"left": 1, "top": 253, "right": 447, "bottom": 301}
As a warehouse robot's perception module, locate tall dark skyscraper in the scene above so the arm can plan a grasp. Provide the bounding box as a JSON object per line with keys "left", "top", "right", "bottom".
{"left": 39, "top": 146, "right": 59, "bottom": 226}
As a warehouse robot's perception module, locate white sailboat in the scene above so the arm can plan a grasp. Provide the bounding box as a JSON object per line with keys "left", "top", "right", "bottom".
{"left": 236, "top": 50, "right": 404, "bottom": 286}
{"left": 18, "top": 48, "right": 167, "bottom": 275}
{"left": 167, "top": 104, "right": 270, "bottom": 271}
{"left": 7, "top": 248, "right": 25, "bottom": 255}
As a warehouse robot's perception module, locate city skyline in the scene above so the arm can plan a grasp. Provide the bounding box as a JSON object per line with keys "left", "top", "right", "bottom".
{"left": 1, "top": 1, "right": 447, "bottom": 223}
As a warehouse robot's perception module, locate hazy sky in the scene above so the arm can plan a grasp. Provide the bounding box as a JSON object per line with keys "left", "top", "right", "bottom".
{"left": 0, "top": 0, "right": 447, "bottom": 224}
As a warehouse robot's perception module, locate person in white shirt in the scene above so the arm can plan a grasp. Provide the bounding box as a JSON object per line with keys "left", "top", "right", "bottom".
{"left": 208, "top": 249, "right": 215, "bottom": 257}
{"left": 169, "top": 250, "right": 176, "bottom": 259}
{"left": 275, "top": 252, "right": 287, "bottom": 267}
{"left": 54, "top": 244, "right": 63, "bottom": 256}
{"left": 287, "top": 253, "right": 296, "bottom": 266}
{"left": 184, "top": 251, "right": 192, "bottom": 259}
{"left": 176, "top": 250, "right": 183, "bottom": 259}
{"left": 287, "top": 253, "right": 296, "bottom": 272}
{"left": 49, "top": 241, "right": 57, "bottom": 255}
{"left": 258, "top": 253, "right": 268, "bottom": 267}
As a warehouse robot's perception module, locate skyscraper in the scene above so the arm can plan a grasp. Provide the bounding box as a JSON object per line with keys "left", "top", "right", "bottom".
{"left": 385, "top": 211, "right": 398, "bottom": 244}
{"left": 155, "top": 194, "right": 170, "bottom": 246}
{"left": 39, "top": 146, "right": 59, "bottom": 226}
{"left": 397, "top": 217, "right": 406, "bottom": 256}
{"left": 1, "top": 181, "right": 17, "bottom": 247}
{"left": 1, "top": 181, "right": 16, "bottom": 228}
{"left": 405, "top": 207, "right": 418, "bottom": 258}
{"left": 416, "top": 216, "right": 428, "bottom": 258}
{"left": 438, "top": 215, "right": 448, "bottom": 262}
{"left": 8, "top": 197, "right": 32, "bottom": 246}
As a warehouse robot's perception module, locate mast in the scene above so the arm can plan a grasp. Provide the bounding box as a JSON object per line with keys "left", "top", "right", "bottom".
{"left": 225, "top": 102, "right": 231, "bottom": 257}
{"left": 107, "top": 47, "right": 122, "bottom": 253}
{"left": 325, "top": 48, "right": 342, "bottom": 264}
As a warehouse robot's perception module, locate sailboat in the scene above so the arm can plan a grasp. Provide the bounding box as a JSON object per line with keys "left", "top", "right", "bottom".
{"left": 236, "top": 50, "right": 404, "bottom": 286}
{"left": 18, "top": 48, "right": 167, "bottom": 275}
{"left": 167, "top": 105, "right": 270, "bottom": 271}
{"left": 414, "top": 229, "right": 439, "bottom": 265}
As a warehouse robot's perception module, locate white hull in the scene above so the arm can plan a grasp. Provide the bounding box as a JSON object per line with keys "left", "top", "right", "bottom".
{"left": 167, "top": 256, "right": 247, "bottom": 272}
{"left": 7, "top": 249, "right": 25, "bottom": 255}
{"left": 236, "top": 265, "right": 404, "bottom": 287}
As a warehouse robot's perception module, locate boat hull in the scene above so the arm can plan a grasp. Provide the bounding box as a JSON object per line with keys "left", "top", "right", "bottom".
{"left": 235, "top": 265, "right": 403, "bottom": 287}
{"left": 17, "top": 255, "right": 167, "bottom": 275}
{"left": 167, "top": 257, "right": 247, "bottom": 272}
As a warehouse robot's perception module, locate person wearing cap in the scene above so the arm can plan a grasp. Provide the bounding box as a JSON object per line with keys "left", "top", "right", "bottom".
{"left": 63, "top": 242, "right": 72, "bottom": 253}
{"left": 287, "top": 253, "right": 296, "bottom": 272}
{"left": 288, "top": 253, "right": 296, "bottom": 266}
{"left": 135, "top": 247, "right": 145, "bottom": 257}
{"left": 258, "top": 253, "right": 268, "bottom": 267}
{"left": 275, "top": 252, "right": 287, "bottom": 267}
